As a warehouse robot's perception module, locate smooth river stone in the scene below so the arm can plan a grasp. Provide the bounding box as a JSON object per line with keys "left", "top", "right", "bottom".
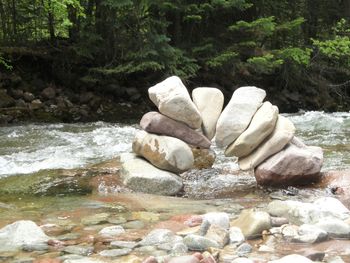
{"left": 215, "top": 86, "right": 266, "bottom": 148}
{"left": 132, "top": 130, "right": 194, "bottom": 173}
{"left": 120, "top": 153, "right": 183, "bottom": 196}
{"left": 255, "top": 139, "right": 323, "bottom": 186}
{"left": 140, "top": 111, "right": 211, "bottom": 148}
{"left": 238, "top": 115, "right": 295, "bottom": 170}
{"left": 192, "top": 87, "right": 224, "bottom": 140}
{"left": 225, "top": 101, "right": 279, "bottom": 157}
{"left": 148, "top": 76, "right": 202, "bottom": 129}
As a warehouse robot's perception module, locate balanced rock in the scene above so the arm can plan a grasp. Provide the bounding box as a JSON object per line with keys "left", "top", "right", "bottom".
{"left": 140, "top": 111, "right": 211, "bottom": 148}
{"left": 239, "top": 115, "right": 295, "bottom": 170}
{"left": 225, "top": 101, "right": 278, "bottom": 157}
{"left": 120, "top": 153, "right": 183, "bottom": 196}
{"left": 148, "top": 76, "right": 202, "bottom": 129}
{"left": 215, "top": 86, "right": 266, "bottom": 147}
{"left": 191, "top": 147, "right": 216, "bottom": 169}
{"left": 255, "top": 137, "right": 323, "bottom": 186}
{"left": 133, "top": 130, "right": 194, "bottom": 173}
{"left": 192, "top": 87, "right": 224, "bottom": 140}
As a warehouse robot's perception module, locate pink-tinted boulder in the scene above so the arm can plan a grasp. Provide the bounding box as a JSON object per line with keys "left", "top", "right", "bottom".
{"left": 140, "top": 111, "right": 211, "bottom": 148}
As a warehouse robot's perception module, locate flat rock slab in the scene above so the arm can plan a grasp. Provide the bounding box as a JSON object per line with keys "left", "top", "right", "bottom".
{"left": 120, "top": 153, "right": 183, "bottom": 196}
{"left": 192, "top": 87, "right": 224, "bottom": 140}
{"left": 140, "top": 111, "right": 211, "bottom": 148}
{"left": 215, "top": 86, "right": 266, "bottom": 148}
{"left": 148, "top": 76, "right": 202, "bottom": 129}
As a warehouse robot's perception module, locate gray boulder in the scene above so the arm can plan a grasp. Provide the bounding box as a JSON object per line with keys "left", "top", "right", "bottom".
{"left": 120, "top": 153, "right": 183, "bottom": 196}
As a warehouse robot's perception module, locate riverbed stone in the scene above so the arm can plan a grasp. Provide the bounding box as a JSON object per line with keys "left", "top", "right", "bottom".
{"left": 63, "top": 258, "right": 105, "bottom": 263}
{"left": 268, "top": 254, "right": 314, "bottom": 263}
{"left": 63, "top": 245, "right": 94, "bottom": 256}
{"left": 98, "top": 225, "right": 125, "bottom": 237}
{"left": 139, "top": 229, "right": 183, "bottom": 246}
{"left": 140, "top": 112, "right": 211, "bottom": 148}
{"left": 229, "top": 227, "right": 245, "bottom": 245}
{"left": 192, "top": 87, "right": 224, "bottom": 140}
{"left": 267, "top": 197, "right": 350, "bottom": 225}
{"left": 225, "top": 101, "right": 279, "bottom": 157}
{"left": 291, "top": 224, "right": 328, "bottom": 243}
{"left": 204, "top": 224, "right": 229, "bottom": 248}
{"left": 183, "top": 234, "right": 220, "bottom": 250}
{"left": 81, "top": 213, "right": 110, "bottom": 225}
{"left": 0, "top": 220, "right": 50, "bottom": 252}
{"left": 148, "top": 76, "right": 202, "bottom": 129}
{"left": 236, "top": 242, "right": 253, "bottom": 256}
{"left": 255, "top": 139, "right": 323, "bottom": 186}
{"left": 202, "top": 212, "right": 230, "bottom": 230}
{"left": 110, "top": 240, "right": 138, "bottom": 249}
{"left": 132, "top": 130, "right": 194, "bottom": 173}
{"left": 191, "top": 147, "right": 216, "bottom": 170}
{"left": 231, "top": 210, "right": 271, "bottom": 239}
{"left": 99, "top": 248, "right": 132, "bottom": 257}
{"left": 215, "top": 86, "right": 266, "bottom": 148}
{"left": 315, "top": 218, "right": 350, "bottom": 238}
{"left": 120, "top": 153, "right": 183, "bottom": 196}
{"left": 239, "top": 115, "right": 295, "bottom": 170}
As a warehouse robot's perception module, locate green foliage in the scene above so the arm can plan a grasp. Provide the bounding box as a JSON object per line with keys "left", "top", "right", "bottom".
{"left": 229, "top": 17, "right": 276, "bottom": 39}
{"left": 277, "top": 47, "right": 312, "bottom": 66}
{"left": 0, "top": 54, "right": 12, "bottom": 70}
{"left": 247, "top": 54, "right": 283, "bottom": 74}
{"left": 206, "top": 50, "right": 238, "bottom": 68}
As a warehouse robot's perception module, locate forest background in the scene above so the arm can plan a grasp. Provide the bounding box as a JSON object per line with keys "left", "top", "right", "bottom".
{"left": 0, "top": 0, "right": 349, "bottom": 118}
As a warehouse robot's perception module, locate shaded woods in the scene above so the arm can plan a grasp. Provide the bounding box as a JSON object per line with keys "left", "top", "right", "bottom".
{"left": 0, "top": 0, "right": 349, "bottom": 115}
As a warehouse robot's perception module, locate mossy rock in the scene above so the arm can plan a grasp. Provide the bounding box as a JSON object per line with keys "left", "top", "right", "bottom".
{"left": 0, "top": 169, "right": 93, "bottom": 197}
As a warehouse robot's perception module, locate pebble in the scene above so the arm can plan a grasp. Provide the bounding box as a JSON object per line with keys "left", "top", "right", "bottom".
{"left": 63, "top": 245, "right": 94, "bottom": 256}
{"left": 98, "top": 248, "right": 132, "bottom": 257}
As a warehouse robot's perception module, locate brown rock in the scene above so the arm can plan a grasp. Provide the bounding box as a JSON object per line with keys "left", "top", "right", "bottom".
{"left": 23, "top": 91, "right": 35, "bottom": 102}
{"left": 140, "top": 112, "right": 211, "bottom": 148}
{"left": 41, "top": 86, "right": 56, "bottom": 99}
{"left": 0, "top": 89, "right": 16, "bottom": 107}
{"left": 255, "top": 138, "right": 323, "bottom": 187}
{"left": 192, "top": 147, "right": 216, "bottom": 169}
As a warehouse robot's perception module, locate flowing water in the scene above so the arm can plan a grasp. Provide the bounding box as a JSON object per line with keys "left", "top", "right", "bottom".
{"left": 0, "top": 111, "right": 349, "bottom": 262}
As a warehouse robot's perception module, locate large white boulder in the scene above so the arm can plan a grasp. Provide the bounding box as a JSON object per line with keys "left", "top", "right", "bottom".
{"left": 132, "top": 130, "right": 194, "bottom": 173}
{"left": 120, "top": 153, "right": 183, "bottom": 196}
{"left": 0, "top": 220, "right": 50, "bottom": 252}
{"left": 215, "top": 86, "right": 266, "bottom": 148}
{"left": 238, "top": 115, "right": 295, "bottom": 170}
{"left": 148, "top": 76, "right": 202, "bottom": 129}
{"left": 192, "top": 87, "right": 224, "bottom": 140}
{"left": 225, "top": 101, "right": 278, "bottom": 157}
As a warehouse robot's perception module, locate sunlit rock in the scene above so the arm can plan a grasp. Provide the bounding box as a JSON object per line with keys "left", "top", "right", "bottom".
{"left": 148, "top": 76, "right": 202, "bottom": 129}
{"left": 192, "top": 87, "right": 224, "bottom": 140}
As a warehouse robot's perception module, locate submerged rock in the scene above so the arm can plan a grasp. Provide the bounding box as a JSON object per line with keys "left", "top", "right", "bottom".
{"left": 120, "top": 153, "right": 183, "bottom": 196}
{"left": 140, "top": 111, "right": 211, "bottom": 148}
{"left": 133, "top": 130, "right": 194, "bottom": 173}
{"left": 268, "top": 254, "right": 314, "bottom": 263}
{"left": 0, "top": 220, "right": 50, "bottom": 252}
{"left": 192, "top": 87, "right": 224, "bottom": 140}
{"left": 148, "top": 76, "right": 202, "bottom": 129}
{"left": 231, "top": 210, "right": 271, "bottom": 239}
{"left": 215, "top": 86, "right": 266, "bottom": 148}
{"left": 191, "top": 147, "right": 216, "bottom": 170}
{"left": 183, "top": 234, "right": 220, "bottom": 250}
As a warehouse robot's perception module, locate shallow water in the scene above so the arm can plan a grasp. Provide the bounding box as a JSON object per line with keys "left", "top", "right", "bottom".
{"left": 0, "top": 112, "right": 349, "bottom": 178}
{"left": 0, "top": 112, "right": 349, "bottom": 262}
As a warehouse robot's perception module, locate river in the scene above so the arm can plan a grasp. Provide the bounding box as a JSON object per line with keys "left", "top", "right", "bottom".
{"left": 0, "top": 111, "right": 349, "bottom": 262}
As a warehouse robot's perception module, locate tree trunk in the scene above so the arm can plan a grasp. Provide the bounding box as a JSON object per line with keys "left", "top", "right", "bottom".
{"left": 68, "top": 4, "right": 79, "bottom": 41}
{"left": 0, "top": 0, "right": 8, "bottom": 42}
{"left": 47, "top": 0, "right": 55, "bottom": 41}
{"left": 11, "top": 0, "right": 16, "bottom": 41}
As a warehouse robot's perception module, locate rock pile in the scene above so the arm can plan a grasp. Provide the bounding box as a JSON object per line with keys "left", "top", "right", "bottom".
{"left": 122, "top": 75, "right": 324, "bottom": 194}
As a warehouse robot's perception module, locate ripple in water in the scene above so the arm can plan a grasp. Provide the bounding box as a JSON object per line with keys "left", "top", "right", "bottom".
{"left": 0, "top": 111, "right": 348, "bottom": 177}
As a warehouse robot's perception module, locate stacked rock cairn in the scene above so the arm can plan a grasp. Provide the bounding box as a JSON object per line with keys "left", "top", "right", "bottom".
{"left": 131, "top": 75, "right": 324, "bottom": 188}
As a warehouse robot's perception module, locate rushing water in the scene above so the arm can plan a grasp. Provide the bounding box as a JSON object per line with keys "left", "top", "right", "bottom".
{"left": 0, "top": 111, "right": 349, "bottom": 262}
{"left": 0, "top": 111, "right": 349, "bottom": 178}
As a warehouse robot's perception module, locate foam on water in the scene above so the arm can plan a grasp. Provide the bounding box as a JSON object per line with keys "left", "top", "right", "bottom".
{"left": 0, "top": 122, "right": 137, "bottom": 177}
{"left": 0, "top": 111, "right": 349, "bottom": 177}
